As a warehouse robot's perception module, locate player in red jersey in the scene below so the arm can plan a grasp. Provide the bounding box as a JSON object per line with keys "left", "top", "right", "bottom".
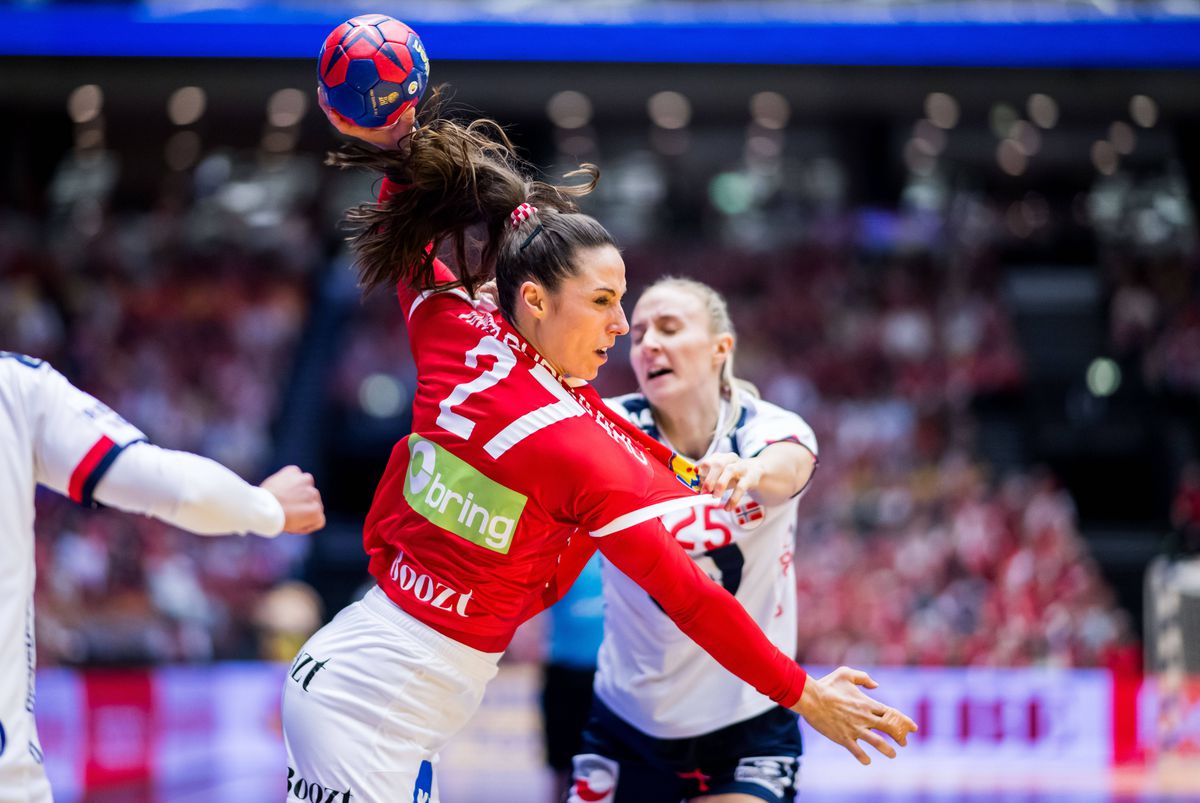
{"left": 281, "top": 98, "right": 916, "bottom": 803}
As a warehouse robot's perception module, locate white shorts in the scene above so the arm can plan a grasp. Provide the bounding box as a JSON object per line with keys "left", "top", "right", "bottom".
{"left": 281, "top": 587, "right": 501, "bottom": 803}
{"left": 0, "top": 640, "right": 51, "bottom": 803}
{"left": 0, "top": 744, "right": 51, "bottom": 803}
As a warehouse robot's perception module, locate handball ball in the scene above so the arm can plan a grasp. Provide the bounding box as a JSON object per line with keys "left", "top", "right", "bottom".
{"left": 318, "top": 14, "right": 429, "bottom": 128}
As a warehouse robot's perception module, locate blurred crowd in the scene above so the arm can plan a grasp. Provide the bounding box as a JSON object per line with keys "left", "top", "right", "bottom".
{"left": 0, "top": 150, "right": 321, "bottom": 663}
{"left": 795, "top": 461, "right": 1131, "bottom": 667}
{"left": 1110, "top": 252, "right": 1200, "bottom": 396}
{"left": 4, "top": 117, "right": 1199, "bottom": 670}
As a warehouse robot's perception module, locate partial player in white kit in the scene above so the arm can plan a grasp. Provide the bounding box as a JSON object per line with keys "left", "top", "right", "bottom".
{"left": 571, "top": 278, "right": 822, "bottom": 803}
{"left": 0, "top": 352, "right": 325, "bottom": 802}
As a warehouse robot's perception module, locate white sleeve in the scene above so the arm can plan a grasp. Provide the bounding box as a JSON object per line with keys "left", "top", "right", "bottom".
{"left": 26, "top": 359, "right": 148, "bottom": 506}
{"left": 738, "top": 397, "right": 818, "bottom": 459}
{"left": 91, "top": 442, "right": 286, "bottom": 538}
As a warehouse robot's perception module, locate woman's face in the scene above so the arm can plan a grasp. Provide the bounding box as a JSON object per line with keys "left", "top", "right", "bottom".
{"left": 630, "top": 285, "right": 730, "bottom": 407}
{"left": 528, "top": 244, "right": 629, "bottom": 381}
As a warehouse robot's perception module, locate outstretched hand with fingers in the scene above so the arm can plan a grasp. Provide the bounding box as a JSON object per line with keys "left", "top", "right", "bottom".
{"left": 790, "top": 666, "right": 918, "bottom": 765}
{"left": 317, "top": 84, "right": 417, "bottom": 151}
{"left": 697, "top": 453, "right": 764, "bottom": 511}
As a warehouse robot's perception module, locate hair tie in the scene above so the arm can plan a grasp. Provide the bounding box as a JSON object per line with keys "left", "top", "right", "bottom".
{"left": 519, "top": 224, "right": 544, "bottom": 252}
{"left": 510, "top": 202, "right": 538, "bottom": 229}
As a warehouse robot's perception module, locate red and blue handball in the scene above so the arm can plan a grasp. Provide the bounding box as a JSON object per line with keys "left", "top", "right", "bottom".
{"left": 318, "top": 14, "right": 430, "bottom": 128}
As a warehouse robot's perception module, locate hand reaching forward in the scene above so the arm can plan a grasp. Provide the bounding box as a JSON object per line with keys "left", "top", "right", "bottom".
{"left": 260, "top": 465, "right": 326, "bottom": 535}
{"left": 697, "top": 453, "right": 764, "bottom": 511}
{"left": 791, "top": 666, "right": 918, "bottom": 765}
{"left": 317, "top": 84, "right": 417, "bottom": 151}
{"left": 472, "top": 279, "right": 500, "bottom": 312}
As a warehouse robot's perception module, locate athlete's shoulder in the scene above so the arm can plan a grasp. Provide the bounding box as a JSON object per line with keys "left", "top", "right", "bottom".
{"left": 543, "top": 408, "right": 621, "bottom": 461}
{"left": 736, "top": 393, "right": 818, "bottom": 456}
{"left": 404, "top": 285, "right": 476, "bottom": 327}
{"left": 522, "top": 402, "right": 649, "bottom": 488}
{"left": 405, "top": 295, "right": 511, "bottom": 368}
{"left": 0, "top": 351, "right": 46, "bottom": 370}
{"left": 1, "top": 352, "right": 57, "bottom": 399}
{"left": 739, "top": 394, "right": 797, "bottom": 424}
{"left": 8, "top": 356, "right": 149, "bottom": 447}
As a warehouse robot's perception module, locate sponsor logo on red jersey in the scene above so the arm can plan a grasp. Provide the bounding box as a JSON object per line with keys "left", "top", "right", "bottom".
{"left": 389, "top": 551, "right": 474, "bottom": 617}
{"left": 670, "top": 452, "right": 701, "bottom": 490}
{"left": 405, "top": 435, "right": 526, "bottom": 553}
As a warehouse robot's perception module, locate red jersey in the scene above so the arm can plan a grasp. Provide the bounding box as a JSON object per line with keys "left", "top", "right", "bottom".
{"left": 362, "top": 181, "right": 806, "bottom": 708}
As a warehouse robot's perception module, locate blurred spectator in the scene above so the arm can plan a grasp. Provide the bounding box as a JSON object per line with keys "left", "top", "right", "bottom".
{"left": 254, "top": 580, "right": 325, "bottom": 662}
{"left": 1170, "top": 461, "right": 1200, "bottom": 556}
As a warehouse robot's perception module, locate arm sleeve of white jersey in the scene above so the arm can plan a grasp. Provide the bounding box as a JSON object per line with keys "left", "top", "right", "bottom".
{"left": 92, "top": 442, "right": 286, "bottom": 537}
{"left": 740, "top": 400, "right": 819, "bottom": 460}
{"left": 28, "top": 360, "right": 149, "bottom": 507}
{"left": 21, "top": 358, "right": 284, "bottom": 536}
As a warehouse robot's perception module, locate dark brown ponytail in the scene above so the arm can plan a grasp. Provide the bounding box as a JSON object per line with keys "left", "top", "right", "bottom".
{"left": 327, "top": 88, "right": 615, "bottom": 316}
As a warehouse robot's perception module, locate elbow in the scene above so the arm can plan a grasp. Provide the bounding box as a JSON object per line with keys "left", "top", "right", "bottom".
{"left": 785, "top": 453, "right": 818, "bottom": 500}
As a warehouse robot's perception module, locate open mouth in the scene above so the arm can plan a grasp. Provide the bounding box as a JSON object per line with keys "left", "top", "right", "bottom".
{"left": 647, "top": 367, "right": 672, "bottom": 379}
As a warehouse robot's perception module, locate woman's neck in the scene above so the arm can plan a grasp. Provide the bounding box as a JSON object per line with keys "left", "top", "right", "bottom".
{"left": 511, "top": 317, "right": 567, "bottom": 380}
{"left": 652, "top": 389, "right": 723, "bottom": 460}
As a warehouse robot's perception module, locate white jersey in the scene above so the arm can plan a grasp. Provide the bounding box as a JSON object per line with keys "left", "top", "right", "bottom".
{"left": 593, "top": 391, "right": 817, "bottom": 740}
{"left": 0, "top": 353, "right": 286, "bottom": 801}
{"left": 0, "top": 352, "right": 147, "bottom": 801}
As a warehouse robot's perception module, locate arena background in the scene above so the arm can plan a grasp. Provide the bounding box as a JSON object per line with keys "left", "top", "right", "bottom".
{"left": 2, "top": 1, "right": 1199, "bottom": 801}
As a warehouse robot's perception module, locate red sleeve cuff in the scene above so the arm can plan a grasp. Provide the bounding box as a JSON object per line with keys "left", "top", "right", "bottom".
{"left": 777, "top": 665, "right": 807, "bottom": 709}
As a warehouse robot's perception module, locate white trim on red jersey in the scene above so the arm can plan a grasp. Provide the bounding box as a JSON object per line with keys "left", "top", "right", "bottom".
{"left": 407, "top": 286, "right": 471, "bottom": 321}
{"left": 590, "top": 494, "right": 717, "bottom": 538}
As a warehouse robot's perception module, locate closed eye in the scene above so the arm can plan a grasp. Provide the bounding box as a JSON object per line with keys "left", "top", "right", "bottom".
{"left": 597, "top": 291, "right": 625, "bottom": 308}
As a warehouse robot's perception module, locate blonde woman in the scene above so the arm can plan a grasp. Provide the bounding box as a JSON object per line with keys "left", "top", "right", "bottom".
{"left": 571, "top": 278, "right": 824, "bottom": 803}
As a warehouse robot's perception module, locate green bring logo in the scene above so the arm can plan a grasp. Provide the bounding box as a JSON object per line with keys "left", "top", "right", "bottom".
{"left": 405, "top": 435, "right": 526, "bottom": 553}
